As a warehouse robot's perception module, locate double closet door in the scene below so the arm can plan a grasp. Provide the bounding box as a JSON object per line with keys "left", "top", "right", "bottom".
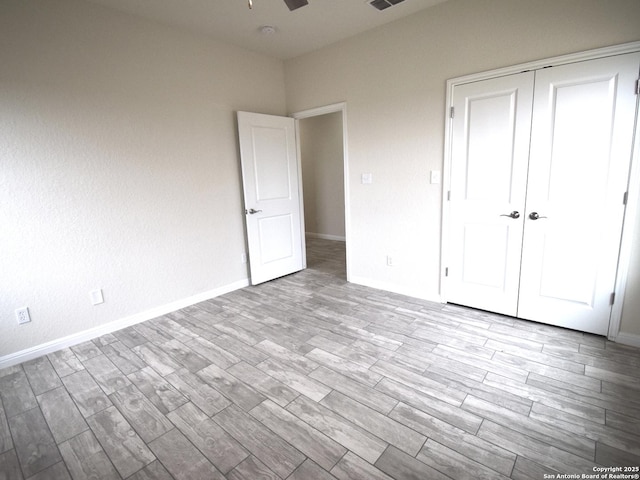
{"left": 446, "top": 52, "right": 640, "bottom": 335}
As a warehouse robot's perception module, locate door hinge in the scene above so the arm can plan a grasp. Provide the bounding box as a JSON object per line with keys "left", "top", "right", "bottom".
{"left": 450, "top": 107, "right": 455, "bottom": 119}
{"left": 610, "top": 292, "right": 615, "bottom": 305}
{"left": 445, "top": 267, "right": 449, "bottom": 277}
{"left": 636, "top": 79, "right": 640, "bottom": 95}
{"left": 447, "top": 190, "right": 451, "bottom": 201}
{"left": 623, "top": 191, "right": 628, "bottom": 205}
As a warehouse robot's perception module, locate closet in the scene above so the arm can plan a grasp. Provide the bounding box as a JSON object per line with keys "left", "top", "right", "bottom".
{"left": 444, "top": 51, "right": 640, "bottom": 336}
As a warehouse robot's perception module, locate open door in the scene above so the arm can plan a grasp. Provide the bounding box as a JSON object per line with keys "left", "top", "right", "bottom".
{"left": 237, "top": 111, "right": 305, "bottom": 285}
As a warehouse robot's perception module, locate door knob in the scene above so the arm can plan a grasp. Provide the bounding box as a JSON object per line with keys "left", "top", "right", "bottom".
{"left": 529, "top": 212, "right": 547, "bottom": 220}
{"left": 246, "top": 208, "right": 262, "bottom": 215}
{"left": 500, "top": 211, "right": 520, "bottom": 219}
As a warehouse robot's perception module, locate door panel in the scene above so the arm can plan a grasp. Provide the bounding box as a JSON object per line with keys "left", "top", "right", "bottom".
{"left": 518, "top": 53, "right": 640, "bottom": 334}
{"left": 461, "top": 223, "right": 511, "bottom": 288}
{"left": 238, "top": 112, "right": 304, "bottom": 285}
{"left": 447, "top": 72, "right": 535, "bottom": 315}
{"left": 253, "top": 127, "right": 292, "bottom": 201}
{"left": 258, "top": 214, "right": 295, "bottom": 264}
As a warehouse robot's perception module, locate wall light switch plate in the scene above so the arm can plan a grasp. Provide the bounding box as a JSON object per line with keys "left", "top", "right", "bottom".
{"left": 430, "top": 170, "right": 441, "bottom": 184}
{"left": 361, "top": 173, "right": 373, "bottom": 184}
{"left": 90, "top": 289, "right": 104, "bottom": 305}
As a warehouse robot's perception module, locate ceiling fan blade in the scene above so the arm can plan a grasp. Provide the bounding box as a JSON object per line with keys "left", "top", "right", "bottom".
{"left": 283, "top": 0, "right": 309, "bottom": 11}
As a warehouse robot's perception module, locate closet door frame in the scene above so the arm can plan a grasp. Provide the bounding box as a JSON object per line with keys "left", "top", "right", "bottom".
{"left": 441, "top": 40, "right": 640, "bottom": 342}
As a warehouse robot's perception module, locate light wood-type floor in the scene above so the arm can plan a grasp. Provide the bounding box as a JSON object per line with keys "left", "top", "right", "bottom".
{"left": 1, "top": 237, "right": 640, "bottom": 479}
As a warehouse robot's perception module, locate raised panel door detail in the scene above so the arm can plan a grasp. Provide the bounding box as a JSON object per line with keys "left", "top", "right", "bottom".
{"left": 258, "top": 214, "right": 295, "bottom": 264}
{"left": 465, "top": 92, "right": 519, "bottom": 202}
{"left": 253, "top": 126, "right": 292, "bottom": 202}
{"left": 462, "top": 223, "right": 510, "bottom": 289}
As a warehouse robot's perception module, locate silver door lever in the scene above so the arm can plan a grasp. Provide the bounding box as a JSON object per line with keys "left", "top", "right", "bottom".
{"left": 246, "top": 208, "right": 262, "bottom": 215}
{"left": 529, "top": 212, "right": 547, "bottom": 220}
{"left": 500, "top": 211, "right": 520, "bottom": 219}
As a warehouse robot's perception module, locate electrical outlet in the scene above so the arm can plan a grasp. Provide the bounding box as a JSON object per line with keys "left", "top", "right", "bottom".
{"left": 16, "top": 307, "right": 31, "bottom": 325}
{"left": 387, "top": 256, "right": 394, "bottom": 267}
{"left": 90, "top": 289, "right": 104, "bottom": 305}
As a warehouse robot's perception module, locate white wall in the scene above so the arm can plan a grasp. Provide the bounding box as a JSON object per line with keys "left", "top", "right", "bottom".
{"left": 299, "top": 112, "right": 345, "bottom": 240}
{"left": 0, "top": 0, "right": 286, "bottom": 358}
{"left": 284, "top": 0, "right": 640, "bottom": 332}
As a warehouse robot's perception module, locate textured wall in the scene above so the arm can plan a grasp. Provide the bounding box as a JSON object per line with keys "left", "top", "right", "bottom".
{"left": 0, "top": 0, "right": 286, "bottom": 357}
{"left": 284, "top": 0, "right": 640, "bottom": 332}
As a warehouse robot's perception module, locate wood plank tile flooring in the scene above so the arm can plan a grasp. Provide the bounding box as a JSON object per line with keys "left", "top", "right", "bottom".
{"left": 1, "top": 237, "right": 640, "bottom": 479}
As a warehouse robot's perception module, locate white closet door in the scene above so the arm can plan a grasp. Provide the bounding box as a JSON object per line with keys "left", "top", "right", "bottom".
{"left": 518, "top": 53, "right": 640, "bottom": 335}
{"left": 447, "top": 72, "right": 534, "bottom": 315}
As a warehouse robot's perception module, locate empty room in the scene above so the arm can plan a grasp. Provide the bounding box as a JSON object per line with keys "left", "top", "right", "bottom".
{"left": 2, "top": 0, "right": 640, "bottom": 479}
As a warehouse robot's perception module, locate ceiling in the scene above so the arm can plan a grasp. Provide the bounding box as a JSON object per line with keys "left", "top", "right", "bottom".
{"left": 84, "top": 0, "right": 449, "bottom": 60}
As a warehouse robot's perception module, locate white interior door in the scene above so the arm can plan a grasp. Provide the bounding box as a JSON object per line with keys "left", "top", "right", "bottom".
{"left": 517, "top": 53, "right": 640, "bottom": 335}
{"left": 447, "top": 72, "right": 534, "bottom": 316}
{"left": 237, "top": 111, "right": 305, "bottom": 285}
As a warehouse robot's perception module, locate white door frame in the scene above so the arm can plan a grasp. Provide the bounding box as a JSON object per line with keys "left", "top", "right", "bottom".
{"left": 441, "top": 41, "right": 640, "bottom": 342}
{"left": 291, "top": 102, "right": 351, "bottom": 282}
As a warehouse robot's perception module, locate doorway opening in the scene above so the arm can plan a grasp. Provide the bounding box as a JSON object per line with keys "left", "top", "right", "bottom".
{"left": 293, "top": 103, "right": 350, "bottom": 282}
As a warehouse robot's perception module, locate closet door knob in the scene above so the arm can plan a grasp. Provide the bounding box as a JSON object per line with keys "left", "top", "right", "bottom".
{"left": 500, "top": 211, "right": 520, "bottom": 219}
{"left": 529, "top": 212, "right": 547, "bottom": 220}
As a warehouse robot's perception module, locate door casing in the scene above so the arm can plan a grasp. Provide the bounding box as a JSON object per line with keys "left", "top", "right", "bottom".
{"left": 292, "top": 102, "right": 352, "bottom": 282}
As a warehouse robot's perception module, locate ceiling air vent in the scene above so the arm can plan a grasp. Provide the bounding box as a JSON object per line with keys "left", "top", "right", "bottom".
{"left": 369, "top": 0, "right": 405, "bottom": 11}
{"left": 283, "top": 0, "right": 309, "bottom": 11}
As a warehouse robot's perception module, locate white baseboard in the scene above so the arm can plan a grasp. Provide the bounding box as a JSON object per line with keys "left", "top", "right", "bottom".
{"left": 350, "top": 275, "right": 442, "bottom": 304}
{"left": 614, "top": 331, "right": 640, "bottom": 348}
{"left": 306, "top": 232, "right": 346, "bottom": 242}
{"left": 0, "top": 279, "right": 249, "bottom": 370}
